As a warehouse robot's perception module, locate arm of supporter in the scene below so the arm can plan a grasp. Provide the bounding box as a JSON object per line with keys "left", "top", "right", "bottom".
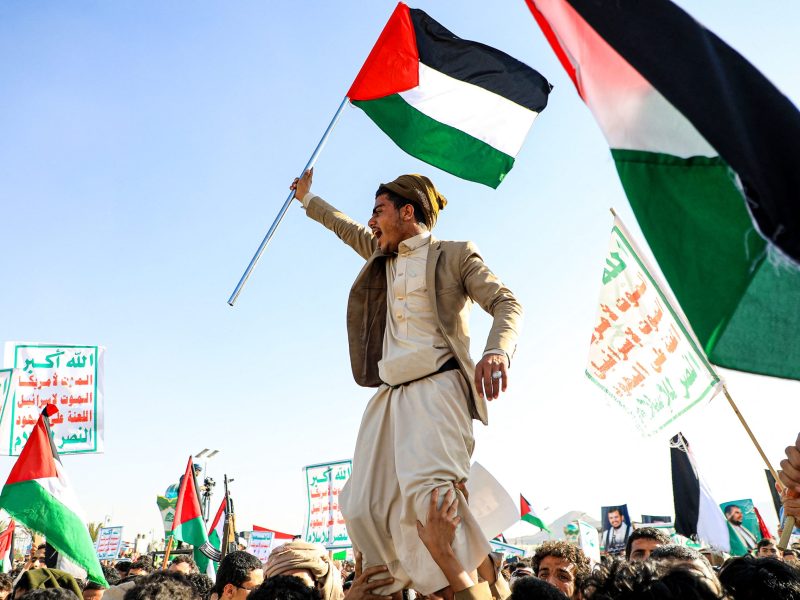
{"left": 460, "top": 242, "right": 522, "bottom": 399}
{"left": 291, "top": 169, "right": 377, "bottom": 261}
{"left": 780, "top": 432, "right": 800, "bottom": 518}
{"left": 346, "top": 552, "right": 394, "bottom": 600}
{"left": 416, "top": 487, "right": 475, "bottom": 593}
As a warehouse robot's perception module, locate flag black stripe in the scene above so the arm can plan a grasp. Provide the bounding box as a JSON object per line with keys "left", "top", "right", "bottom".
{"left": 566, "top": 0, "right": 800, "bottom": 264}
{"left": 409, "top": 8, "right": 552, "bottom": 113}
{"left": 670, "top": 433, "right": 700, "bottom": 539}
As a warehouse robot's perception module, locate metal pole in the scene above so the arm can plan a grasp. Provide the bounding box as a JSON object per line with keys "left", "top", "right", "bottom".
{"left": 227, "top": 96, "right": 350, "bottom": 306}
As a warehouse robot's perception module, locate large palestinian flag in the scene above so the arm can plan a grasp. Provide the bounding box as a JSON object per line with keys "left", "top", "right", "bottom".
{"left": 348, "top": 2, "right": 551, "bottom": 188}
{"left": 0, "top": 406, "right": 106, "bottom": 585}
{"left": 526, "top": 0, "right": 800, "bottom": 380}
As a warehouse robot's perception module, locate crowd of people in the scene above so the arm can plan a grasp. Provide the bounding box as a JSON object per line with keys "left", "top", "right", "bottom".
{"left": 1, "top": 448, "right": 799, "bottom": 600}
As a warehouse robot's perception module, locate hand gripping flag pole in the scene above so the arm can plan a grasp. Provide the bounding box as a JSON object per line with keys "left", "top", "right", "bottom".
{"left": 227, "top": 97, "right": 349, "bottom": 307}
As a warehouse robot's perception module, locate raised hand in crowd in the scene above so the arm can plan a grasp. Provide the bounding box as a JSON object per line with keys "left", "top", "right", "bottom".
{"left": 780, "top": 432, "right": 800, "bottom": 519}
{"left": 345, "top": 552, "right": 394, "bottom": 600}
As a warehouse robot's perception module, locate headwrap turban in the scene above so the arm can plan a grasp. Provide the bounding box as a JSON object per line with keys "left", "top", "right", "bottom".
{"left": 380, "top": 174, "right": 447, "bottom": 229}
{"left": 265, "top": 541, "right": 343, "bottom": 600}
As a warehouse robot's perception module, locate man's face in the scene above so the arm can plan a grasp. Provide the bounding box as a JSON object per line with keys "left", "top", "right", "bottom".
{"left": 82, "top": 590, "right": 104, "bottom": 600}
{"left": 368, "top": 194, "right": 412, "bottom": 254}
{"left": 537, "top": 555, "right": 577, "bottom": 598}
{"left": 608, "top": 511, "right": 623, "bottom": 528}
{"left": 224, "top": 568, "right": 264, "bottom": 599}
{"left": 726, "top": 507, "right": 743, "bottom": 525}
{"left": 628, "top": 538, "right": 662, "bottom": 562}
{"left": 757, "top": 542, "right": 779, "bottom": 559}
{"left": 784, "top": 551, "right": 798, "bottom": 564}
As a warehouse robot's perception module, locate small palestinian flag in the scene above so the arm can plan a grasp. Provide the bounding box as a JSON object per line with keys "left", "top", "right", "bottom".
{"left": 348, "top": 2, "right": 552, "bottom": 188}
{"left": 520, "top": 494, "right": 550, "bottom": 532}
{"left": 171, "top": 457, "right": 210, "bottom": 573}
{"left": 670, "top": 433, "right": 737, "bottom": 553}
{"left": 0, "top": 520, "right": 14, "bottom": 573}
{"left": 0, "top": 406, "right": 106, "bottom": 585}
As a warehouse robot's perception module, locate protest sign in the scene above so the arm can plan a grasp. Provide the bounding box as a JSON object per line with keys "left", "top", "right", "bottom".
{"left": 303, "top": 460, "right": 351, "bottom": 549}
{"left": 489, "top": 540, "right": 526, "bottom": 559}
{"left": 2, "top": 342, "right": 104, "bottom": 454}
{"left": 247, "top": 530, "right": 275, "bottom": 562}
{"left": 586, "top": 219, "right": 720, "bottom": 434}
{"left": 157, "top": 496, "right": 176, "bottom": 536}
{"left": 720, "top": 499, "right": 761, "bottom": 542}
{"left": 95, "top": 526, "right": 123, "bottom": 561}
{"left": 565, "top": 520, "right": 600, "bottom": 564}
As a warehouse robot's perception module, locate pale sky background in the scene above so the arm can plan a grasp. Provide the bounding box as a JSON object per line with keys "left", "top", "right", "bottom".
{"left": 0, "top": 1, "right": 798, "bottom": 546}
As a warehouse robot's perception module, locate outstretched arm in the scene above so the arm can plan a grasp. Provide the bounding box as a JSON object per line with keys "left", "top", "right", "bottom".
{"left": 291, "top": 169, "right": 377, "bottom": 261}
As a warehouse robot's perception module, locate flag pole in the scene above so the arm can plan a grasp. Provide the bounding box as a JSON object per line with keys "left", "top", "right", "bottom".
{"left": 227, "top": 96, "right": 350, "bottom": 307}
{"left": 721, "top": 384, "right": 795, "bottom": 549}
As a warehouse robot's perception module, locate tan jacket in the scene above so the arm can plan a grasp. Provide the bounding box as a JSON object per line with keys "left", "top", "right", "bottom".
{"left": 306, "top": 196, "right": 522, "bottom": 426}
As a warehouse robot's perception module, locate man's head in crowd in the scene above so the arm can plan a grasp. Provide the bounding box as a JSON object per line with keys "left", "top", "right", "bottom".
{"left": 607, "top": 508, "right": 624, "bottom": 529}
{"left": 129, "top": 557, "right": 153, "bottom": 577}
{"left": 115, "top": 561, "right": 132, "bottom": 580}
{"left": 581, "top": 559, "right": 722, "bottom": 600}
{"left": 784, "top": 548, "right": 799, "bottom": 564}
{"left": 81, "top": 581, "right": 104, "bottom": 600}
{"left": 213, "top": 551, "right": 264, "bottom": 600}
{"left": 756, "top": 537, "right": 781, "bottom": 560}
{"left": 0, "top": 573, "right": 11, "bottom": 600}
{"left": 101, "top": 565, "right": 120, "bottom": 586}
{"left": 20, "top": 591, "right": 79, "bottom": 600}
{"left": 250, "top": 575, "right": 322, "bottom": 600}
{"left": 625, "top": 527, "right": 670, "bottom": 562}
{"left": 649, "top": 545, "right": 716, "bottom": 582}
{"left": 185, "top": 573, "right": 214, "bottom": 600}
{"left": 509, "top": 576, "right": 569, "bottom": 600}
{"left": 169, "top": 555, "right": 199, "bottom": 575}
{"left": 122, "top": 571, "right": 198, "bottom": 600}
{"left": 724, "top": 504, "right": 744, "bottom": 525}
{"left": 719, "top": 555, "right": 800, "bottom": 600}
{"left": 531, "top": 541, "right": 591, "bottom": 599}
{"left": 264, "top": 541, "right": 342, "bottom": 600}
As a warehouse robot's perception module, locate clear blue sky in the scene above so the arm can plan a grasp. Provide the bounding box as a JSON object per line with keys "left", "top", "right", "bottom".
{"left": 0, "top": 1, "right": 798, "bottom": 543}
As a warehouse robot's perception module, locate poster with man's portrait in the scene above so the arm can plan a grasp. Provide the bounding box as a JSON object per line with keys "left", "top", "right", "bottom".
{"left": 600, "top": 504, "right": 632, "bottom": 556}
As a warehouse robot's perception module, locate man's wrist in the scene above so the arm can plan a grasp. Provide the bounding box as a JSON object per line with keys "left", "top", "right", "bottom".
{"left": 299, "top": 192, "right": 318, "bottom": 210}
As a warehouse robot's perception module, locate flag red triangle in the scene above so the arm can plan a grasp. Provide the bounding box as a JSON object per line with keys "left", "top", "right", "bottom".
{"left": 520, "top": 494, "right": 533, "bottom": 518}
{"left": 347, "top": 2, "right": 419, "bottom": 101}
{"left": 5, "top": 412, "right": 59, "bottom": 485}
{"left": 753, "top": 506, "right": 773, "bottom": 540}
{"left": 253, "top": 525, "right": 297, "bottom": 540}
{"left": 0, "top": 520, "right": 14, "bottom": 554}
{"left": 172, "top": 457, "right": 203, "bottom": 530}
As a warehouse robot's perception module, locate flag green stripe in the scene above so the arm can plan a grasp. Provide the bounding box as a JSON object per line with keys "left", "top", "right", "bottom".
{"left": 352, "top": 94, "right": 514, "bottom": 189}
{"left": 0, "top": 480, "right": 107, "bottom": 585}
{"left": 612, "top": 149, "right": 800, "bottom": 379}
{"left": 172, "top": 515, "right": 208, "bottom": 546}
{"left": 521, "top": 513, "right": 550, "bottom": 532}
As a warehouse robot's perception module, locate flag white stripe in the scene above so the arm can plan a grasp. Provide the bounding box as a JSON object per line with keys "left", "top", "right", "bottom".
{"left": 535, "top": 0, "right": 714, "bottom": 157}
{"left": 399, "top": 63, "right": 538, "bottom": 157}
{"left": 32, "top": 463, "right": 86, "bottom": 521}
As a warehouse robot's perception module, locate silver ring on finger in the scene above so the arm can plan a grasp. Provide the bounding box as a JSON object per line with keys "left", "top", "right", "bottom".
{"left": 491, "top": 370, "right": 503, "bottom": 379}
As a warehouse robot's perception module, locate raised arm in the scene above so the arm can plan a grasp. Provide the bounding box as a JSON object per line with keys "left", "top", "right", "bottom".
{"left": 291, "top": 169, "right": 377, "bottom": 261}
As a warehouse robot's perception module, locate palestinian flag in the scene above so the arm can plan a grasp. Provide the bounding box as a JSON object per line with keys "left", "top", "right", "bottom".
{"left": 0, "top": 406, "right": 106, "bottom": 585}
{"left": 348, "top": 2, "right": 551, "bottom": 188}
{"left": 253, "top": 525, "right": 297, "bottom": 541}
{"left": 670, "top": 433, "right": 738, "bottom": 553}
{"left": 527, "top": 0, "right": 800, "bottom": 380}
{"left": 753, "top": 506, "right": 773, "bottom": 541}
{"left": 520, "top": 494, "right": 550, "bottom": 532}
{"left": 0, "top": 520, "right": 13, "bottom": 573}
{"left": 171, "top": 457, "right": 210, "bottom": 574}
